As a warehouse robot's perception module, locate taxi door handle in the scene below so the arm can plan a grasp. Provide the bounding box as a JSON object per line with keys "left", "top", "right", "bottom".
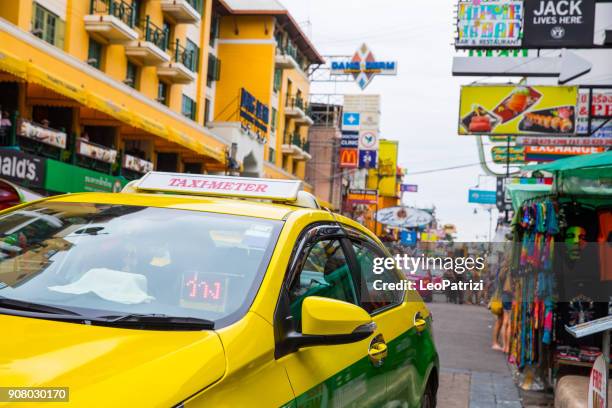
{"left": 414, "top": 312, "right": 427, "bottom": 333}
{"left": 368, "top": 341, "right": 388, "bottom": 368}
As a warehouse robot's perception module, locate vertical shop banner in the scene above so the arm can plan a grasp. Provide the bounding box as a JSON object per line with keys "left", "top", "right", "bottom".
{"left": 372, "top": 140, "right": 397, "bottom": 196}
{"left": 0, "top": 148, "right": 46, "bottom": 188}
{"left": 459, "top": 85, "right": 579, "bottom": 135}
{"left": 339, "top": 148, "right": 359, "bottom": 169}
{"left": 523, "top": 0, "right": 596, "bottom": 48}
{"left": 455, "top": 0, "right": 524, "bottom": 48}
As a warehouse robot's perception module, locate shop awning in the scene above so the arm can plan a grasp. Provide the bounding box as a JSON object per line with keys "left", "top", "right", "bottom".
{"left": 0, "top": 32, "right": 227, "bottom": 164}
{"left": 506, "top": 183, "right": 552, "bottom": 211}
{"left": 523, "top": 151, "right": 612, "bottom": 196}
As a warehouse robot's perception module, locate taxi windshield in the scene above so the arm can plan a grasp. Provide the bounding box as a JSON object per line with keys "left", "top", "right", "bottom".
{"left": 0, "top": 202, "right": 282, "bottom": 327}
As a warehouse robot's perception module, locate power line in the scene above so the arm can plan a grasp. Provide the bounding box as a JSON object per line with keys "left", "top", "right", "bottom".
{"left": 406, "top": 161, "right": 495, "bottom": 176}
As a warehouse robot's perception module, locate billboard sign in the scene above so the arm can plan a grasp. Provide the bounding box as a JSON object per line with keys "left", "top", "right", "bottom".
{"left": 358, "top": 129, "right": 379, "bottom": 150}
{"left": 240, "top": 88, "right": 269, "bottom": 137}
{"left": 455, "top": 1, "right": 523, "bottom": 48}
{"left": 339, "top": 148, "right": 358, "bottom": 168}
{"left": 491, "top": 146, "right": 526, "bottom": 164}
{"left": 340, "top": 132, "right": 359, "bottom": 148}
{"left": 468, "top": 189, "right": 497, "bottom": 204}
{"left": 576, "top": 89, "right": 612, "bottom": 138}
{"left": 375, "top": 207, "right": 433, "bottom": 228}
{"left": 523, "top": 0, "right": 596, "bottom": 48}
{"left": 524, "top": 146, "right": 605, "bottom": 162}
{"left": 459, "top": 85, "right": 578, "bottom": 135}
{"left": 516, "top": 136, "right": 612, "bottom": 146}
{"left": 358, "top": 150, "right": 378, "bottom": 169}
{"left": 347, "top": 189, "right": 378, "bottom": 205}
{"left": 342, "top": 112, "right": 360, "bottom": 131}
{"left": 331, "top": 44, "right": 397, "bottom": 90}
{"left": 401, "top": 184, "right": 419, "bottom": 193}
{"left": 0, "top": 148, "right": 46, "bottom": 188}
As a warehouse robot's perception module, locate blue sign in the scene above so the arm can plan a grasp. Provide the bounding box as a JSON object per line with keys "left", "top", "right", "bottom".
{"left": 331, "top": 44, "right": 398, "bottom": 90}
{"left": 401, "top": 184, "right": 418, "bottom": 193}
{"left": 340, "top": 132, "right": 359, "bottom": 148}
{"left": 468, "top": 189, "right": 497, "bottom": 205}
{"left": 400, "top": 230, "right": 418, "bottom": 246}
{"left": 342, "top": 113, "right": 360, "bottom": 131}
{"left": 358, "top": 150, "right": 377, "bottom": 169}
{"left": 240, "top": 88, "right": 269, "bottom": 134}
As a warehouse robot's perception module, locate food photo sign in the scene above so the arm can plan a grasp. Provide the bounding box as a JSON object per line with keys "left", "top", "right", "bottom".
{"left": 459, "top": 85, "right": 579, "bottom": 135}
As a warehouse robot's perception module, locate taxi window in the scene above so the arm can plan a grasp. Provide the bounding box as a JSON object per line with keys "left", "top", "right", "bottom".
{"left": 351, "top": 241, "right": 403, "bottom": 314}
{"left": 288, "top": 239, "right": 357, "bottom": 328}
{"left": 0, "top": 202, "right": 281, "bottom": 327}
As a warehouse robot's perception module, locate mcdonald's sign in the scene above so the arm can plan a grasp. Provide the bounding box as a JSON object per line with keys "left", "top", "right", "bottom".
{"left": 339, "top": 148, "right": 358, "bottom": 168}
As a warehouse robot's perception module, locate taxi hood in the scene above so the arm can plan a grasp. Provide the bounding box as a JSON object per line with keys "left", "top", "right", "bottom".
{"left": 0, "top": 314, "right": 226, "bottom": 407}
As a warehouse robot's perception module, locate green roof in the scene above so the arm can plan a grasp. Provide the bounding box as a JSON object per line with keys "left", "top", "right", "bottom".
{"left": 523, "top": 151, "right": 612, "bottom": 172}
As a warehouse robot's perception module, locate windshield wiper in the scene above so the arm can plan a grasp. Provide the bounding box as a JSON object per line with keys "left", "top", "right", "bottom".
{"left": 96, "top": 313, "right": 215, "bottom": 331}
{"left": 0, "top": 297, "right": 82, "bottom": 316}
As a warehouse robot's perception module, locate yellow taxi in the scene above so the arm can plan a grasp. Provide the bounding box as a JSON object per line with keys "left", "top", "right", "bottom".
{"left": 0, "top": 172, "right": 438, "bottom": 408}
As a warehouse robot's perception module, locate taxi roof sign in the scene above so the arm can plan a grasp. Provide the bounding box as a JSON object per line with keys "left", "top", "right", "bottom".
{"left": 131, "top": 172, "right": 303, "bottom": 201}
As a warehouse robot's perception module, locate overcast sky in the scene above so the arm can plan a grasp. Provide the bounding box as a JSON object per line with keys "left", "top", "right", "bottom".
{"left": 282, "top": 0, "right": 504, "bottom": 241}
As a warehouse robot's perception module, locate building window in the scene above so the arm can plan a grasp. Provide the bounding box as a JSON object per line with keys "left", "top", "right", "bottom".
{"left": 207, "top": 54, "right": 221, "bottom": 87}
{"left": 182, "top": 95, "right": 196, "bottom": 120}
{"left": 204, "top": 98, "right": 211, "bottom": 124}
{"left": 184, "top": 39, "right": 199, "bottom": 72}
{"left": 268, "top": 147, "right": 276, "bottom": 164}
{"left": 271, "top": 107, "right": 277, "bottom": 131}
{"left": 125, "top": 61, "right": 138, "bottom": 89}
{"left": 273, "top": 69, "right": 282, "bottom": 93}
{"left": 157, "top": 81, "right": 169, "bottom": 106}
{"left": 209, "top": 14, "right": 220, "bottom": 46}
{"left": 32, "top": 2, "right": 65, "bottom": 48}
{"left": 87, "top": 38, "right": 103, "bottom": 69}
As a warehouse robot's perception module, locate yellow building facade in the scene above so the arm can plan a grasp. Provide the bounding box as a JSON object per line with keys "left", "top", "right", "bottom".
{"left": 0, "top": 0, "right": 320, "bottom": 193}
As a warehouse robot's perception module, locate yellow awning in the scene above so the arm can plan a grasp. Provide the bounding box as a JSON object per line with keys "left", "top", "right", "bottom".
{"left": 0, "top": 46, "right": 226, "bottom": 163}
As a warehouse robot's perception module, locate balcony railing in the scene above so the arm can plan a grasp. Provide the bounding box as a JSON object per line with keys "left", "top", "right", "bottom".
{"left": 286, "top": 96, "right": 306, "bottom": 111}
{"left": 285, "top": 133, "right": 302, "bottom": 148}
{"left": 142, "top": 16, "right": 169, "bottom": 51}
{"left": 89, "top": 0, "right": 136, "bottom": 28}
{"left": 172, "top": 39, "right": 195, "bottom": 68}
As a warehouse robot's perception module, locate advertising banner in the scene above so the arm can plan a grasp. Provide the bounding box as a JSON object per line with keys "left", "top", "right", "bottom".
{"left": 331, "top": 44, "right": 397, "bottom": 90}
{"left": 123, "top": 154, "right": 154, "bottom": 174}
{"left": 468, "top": 189, "right": 497, "bottom": 204}
{"left": 18, "top": 119, "right": 67, "bottom": 149}
{"left": 44, "top": 160, "right": 127, "bottom": 193}
{"left": 0, "top": 148, "right": 45, "bottom": 188}
{"left": 347, "top": 189, "right": 378, "bottom": 205}
{"left": 401, "top": 184, "right": 419, "bottom": 193}
{"left": 375, "top": 206, "right": 433, "bottom": 228}
{"left": 523, "top": 0, "right": 596, "bottom": 48}
{"left": 524, "top": 146, "right": 605, "bottom": 162}
{"left": 77, "top": 139, "right": 118, "bottom": 164}
{"left": 491, "top": 146, "right": 526, "bottom": 164}
{"left": 339, "top": 148, "right": 359, "bottom": 169}
{"left": 455, "top": 0, "right": 523, "bottom": 48}
{"left": 577, "top": 89, "right": 612, "bottom": 138}
{"left": 516, "top": 136, "right": 612, "bottom": 146}
{"left": 459, "top": 85, "right": 579, "bottom": 135}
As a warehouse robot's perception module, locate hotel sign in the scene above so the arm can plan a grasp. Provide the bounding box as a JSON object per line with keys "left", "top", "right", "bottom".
{"left": 240, "top": 88, "right": 269, "bottom": 140}
{"left": 331, "top": 44, "right": 397, "bottom": 90}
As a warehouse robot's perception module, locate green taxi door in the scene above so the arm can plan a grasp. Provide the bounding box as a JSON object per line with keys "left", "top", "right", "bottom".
{"left": 274, "top": 224, "right": 389, "bottom": 407}
{"left": 350, "top": 238, "right": 433, "bottom": 408}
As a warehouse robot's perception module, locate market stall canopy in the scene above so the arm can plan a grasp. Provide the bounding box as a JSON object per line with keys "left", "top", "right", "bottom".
{"left": 506, "top": 183, "right": 552, "bottom": 212}
{"left": 522, "top": 151, "right": 612, "bottom": 196}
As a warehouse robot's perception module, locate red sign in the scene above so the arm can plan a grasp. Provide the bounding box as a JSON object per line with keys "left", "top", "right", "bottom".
{"left": 525, "top": 146, "right": 605, "bottom": 162}
{"left": 517, "top": 136, "right": 612, "bottom": 147}
{"left": 339, "top": 148, "right": 358, "bottom": 169}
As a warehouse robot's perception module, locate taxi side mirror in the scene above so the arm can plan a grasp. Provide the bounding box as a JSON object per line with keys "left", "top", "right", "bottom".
{"left": 285, "top": 297, "right": 376, "bottom": 351}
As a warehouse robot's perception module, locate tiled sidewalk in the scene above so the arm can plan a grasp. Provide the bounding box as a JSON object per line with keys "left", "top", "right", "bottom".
{"left": 438, "top": 369, "right": 523, "bottom": 408}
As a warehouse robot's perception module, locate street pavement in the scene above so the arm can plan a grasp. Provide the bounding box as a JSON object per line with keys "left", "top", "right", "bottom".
{"left": 429, "top": 299, "right": 523, "bottom": 408}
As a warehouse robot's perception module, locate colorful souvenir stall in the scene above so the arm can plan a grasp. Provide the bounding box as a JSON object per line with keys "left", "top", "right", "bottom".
{"left": 508, "top": 152, "right": 612, "bottom": 389}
